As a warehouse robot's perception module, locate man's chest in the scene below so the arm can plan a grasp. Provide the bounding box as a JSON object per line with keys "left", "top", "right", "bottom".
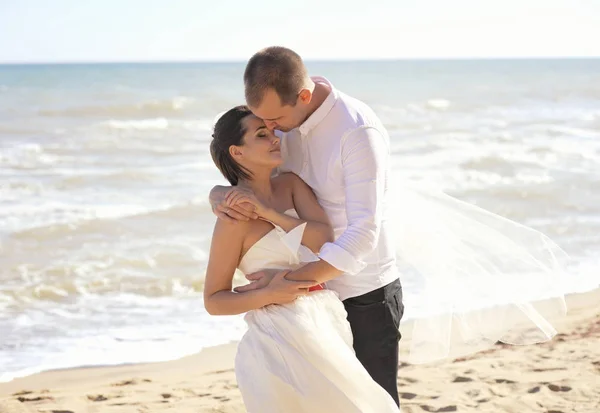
{"left": 280, "top": 134, "right": 344, "bottom": 203}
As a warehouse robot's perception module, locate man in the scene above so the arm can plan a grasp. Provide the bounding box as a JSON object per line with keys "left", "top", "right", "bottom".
{"left": 209, "top": 46, "right": 403, "bottom": 405}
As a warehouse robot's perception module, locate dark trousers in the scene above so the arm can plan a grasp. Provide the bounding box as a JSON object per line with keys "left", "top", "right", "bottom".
{"left": 343, "top": 278, "right": 404, "bottom": 406}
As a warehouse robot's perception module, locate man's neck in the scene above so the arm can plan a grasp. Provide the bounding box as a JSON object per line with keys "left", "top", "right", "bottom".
{"left": 304, "top": 81, "right": 331, "bottom": 120}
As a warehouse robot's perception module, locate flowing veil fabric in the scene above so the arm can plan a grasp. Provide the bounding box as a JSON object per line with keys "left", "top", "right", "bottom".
{"left": 389, "top": 181, "right": 570, "bottom": 364}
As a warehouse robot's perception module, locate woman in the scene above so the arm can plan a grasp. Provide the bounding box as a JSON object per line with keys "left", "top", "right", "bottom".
{"left": 204, "top": 105, "right": 399, "bottom": 412}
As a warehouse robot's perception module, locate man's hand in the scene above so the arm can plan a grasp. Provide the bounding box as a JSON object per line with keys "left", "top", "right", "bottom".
{"left": 233, "top": 270, "right": 277, "bottom": 293}
{"left": 210, "top": 186, "right": 258, "bottom": 223}
{"left": 234, "top": 270, "right": 317, "bottom": 305}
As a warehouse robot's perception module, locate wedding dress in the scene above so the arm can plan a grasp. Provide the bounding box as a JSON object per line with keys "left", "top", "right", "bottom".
{"left": 235, "top": 210, "right": 399, "bottom": 413}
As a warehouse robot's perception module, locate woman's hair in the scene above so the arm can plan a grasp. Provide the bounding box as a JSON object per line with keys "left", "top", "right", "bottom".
{"left": 210, "top": 105, "right": 254, "bottom": 185}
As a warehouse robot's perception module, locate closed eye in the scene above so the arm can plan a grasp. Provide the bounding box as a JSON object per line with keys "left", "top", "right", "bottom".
{"left": 254, "top": 125, "right": 268, "bottom": 137}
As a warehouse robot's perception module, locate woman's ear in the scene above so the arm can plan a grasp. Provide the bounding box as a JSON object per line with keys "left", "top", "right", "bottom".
{"left": 229, "top": 144, "right": 243, "bottom": 160}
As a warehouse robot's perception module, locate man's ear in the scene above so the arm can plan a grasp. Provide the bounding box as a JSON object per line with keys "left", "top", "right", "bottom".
{"left": 298, "top": 88, "right": 312, "bottom": 105}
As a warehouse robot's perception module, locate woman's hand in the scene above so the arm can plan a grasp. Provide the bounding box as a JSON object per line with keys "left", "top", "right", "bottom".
{"left": 210, "top": 185, "right": 258, "bottom": 223}
{"left": 225, "top": 187, "right": 270, "bottom": 219}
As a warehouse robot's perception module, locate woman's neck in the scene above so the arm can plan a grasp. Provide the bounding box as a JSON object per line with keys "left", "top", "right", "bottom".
{"left": 238, "top": 169, "right": 274, "bottom": 203}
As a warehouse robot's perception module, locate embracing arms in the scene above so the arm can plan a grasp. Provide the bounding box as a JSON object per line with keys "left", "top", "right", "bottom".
{"left": 203, "top": 219, "right": 315, "bottom": 315}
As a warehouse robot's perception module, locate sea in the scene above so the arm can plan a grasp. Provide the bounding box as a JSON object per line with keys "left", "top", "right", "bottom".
{"left": 1, "top": 58, "right": 599, "bottom": 382}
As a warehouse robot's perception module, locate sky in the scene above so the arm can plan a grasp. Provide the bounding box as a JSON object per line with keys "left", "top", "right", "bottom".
{"left": 1, "top": 0, "right": 599, "bottom": 63}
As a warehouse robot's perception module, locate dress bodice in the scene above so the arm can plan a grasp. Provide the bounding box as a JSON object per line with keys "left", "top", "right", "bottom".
{"left": 238, "top": 209, "right": 320, "bottom": 275}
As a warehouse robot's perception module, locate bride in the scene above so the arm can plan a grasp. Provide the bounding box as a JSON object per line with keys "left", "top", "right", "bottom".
{"left": 203, "top": 105, "right": 400, "bottom": 412}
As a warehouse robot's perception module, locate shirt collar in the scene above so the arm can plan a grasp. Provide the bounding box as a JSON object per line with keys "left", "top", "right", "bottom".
{"left": 298, "top": 76, "right": 338, "bottom": 137}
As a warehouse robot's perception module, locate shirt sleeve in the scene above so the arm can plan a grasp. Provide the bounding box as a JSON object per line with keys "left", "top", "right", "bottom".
{"left": 318, "top": 126, "right": 389, "bottom": 275}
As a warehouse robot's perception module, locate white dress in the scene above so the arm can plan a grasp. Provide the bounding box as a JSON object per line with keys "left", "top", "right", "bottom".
{"left": 235, "top": 210, "right": 399, "bottom": 413}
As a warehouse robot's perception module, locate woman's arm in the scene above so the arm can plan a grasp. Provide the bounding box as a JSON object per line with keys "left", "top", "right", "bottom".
{"left": 209, "top": 185, "right": 258, "bottom": 223}
{"left": 224, "top": 174, "right": 334, "bottom": 253}
{"left": 261, "top": 173, "right": 334, "bottom": 253}
{"left": 203, "top": 220, "right": 271, "bottom": 315}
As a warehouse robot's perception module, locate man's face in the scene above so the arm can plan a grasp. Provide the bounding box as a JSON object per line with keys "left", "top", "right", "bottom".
{"left": 249, "top": 89, "right": 305, "bottom": 132}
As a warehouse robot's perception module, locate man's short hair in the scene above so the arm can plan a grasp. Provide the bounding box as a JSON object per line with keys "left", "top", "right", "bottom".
{"left": 244, "top": 46, "right": 308, "bottom": 108}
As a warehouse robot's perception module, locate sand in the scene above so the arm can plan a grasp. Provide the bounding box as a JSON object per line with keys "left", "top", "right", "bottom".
{"left": 1, "top": 289, "right": 599, "bottom": 413}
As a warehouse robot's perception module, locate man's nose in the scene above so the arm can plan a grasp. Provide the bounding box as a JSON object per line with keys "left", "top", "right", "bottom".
{"left": 264, "top": 120, "right": 277, "bottom": 130}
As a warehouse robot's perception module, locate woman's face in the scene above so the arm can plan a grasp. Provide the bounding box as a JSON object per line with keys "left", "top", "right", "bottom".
{"left": 232, "top": 114, "right": 282, "bottom": 170}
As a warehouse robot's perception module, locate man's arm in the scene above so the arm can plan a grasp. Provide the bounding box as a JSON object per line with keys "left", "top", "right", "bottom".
{"left": 284, "top": 126, "right": 389, "bottom": 284}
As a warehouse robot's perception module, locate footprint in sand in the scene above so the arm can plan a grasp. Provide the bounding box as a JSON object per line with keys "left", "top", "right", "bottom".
{"left": 528, "top": 386, "right": 541, "bottom": 393}
{"left": 419, "top": 405, "right": 458, "bottom": 412}
{"left": 495, "top": 378, "right": 516, "bottom": 384}
{"left": 9, "top": 392, "right": 32, "bottom": 397}
{"left": 111, "top": 378, "right": 152, "bottom": 386}
{"left": 452, "top": 376, "right": 473, "bottom": 383}
{"left": 547, "top": 384, "right": 572, "bottom": 392}
{"left": 86, "top": 394, "right": 108, "bottom": 402}
{"left": 555, "top": 333, "right": 567, "bottom": 342}
{"left": 531, "top": 367, "right": 567, "bottom": 372}
{"left": 400, "top": 392, "right": 417, "bottom": 400}
{"left": 15, "top": 396, "right": 53, "bottom": 403}
{"left": 213, "top": 369, "right": 235, "bottom": 374}
{"left": 213, "top": 396, "right": 230, "bottom": 401}
{"left": 399, "top": 377, "right": 419, "bottom": 384}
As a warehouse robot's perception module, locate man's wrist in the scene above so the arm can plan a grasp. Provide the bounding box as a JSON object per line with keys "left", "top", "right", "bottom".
{"left": 254, "top": 285, "right": 273, "bottom": 305}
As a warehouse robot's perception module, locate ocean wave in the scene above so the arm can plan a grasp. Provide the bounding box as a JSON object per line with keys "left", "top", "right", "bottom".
{"left": 1, "top": 274, "right": 205, "bottom": 304}
{"left": 0, "top": 143, "right": 57, "bottom": 169}
{"left": 103, "top": 118, "right": 169, "bottom": 130}
{"left": 525, "top": 124, "right": 600, "bottom": 140}
{"left": 95, "top": 118, "right": 213, "bottom": 132}
{"left": 38, "top": 96, "right": 197, "bottom": 118}
{"left": 3, "top": 198, "right": 214, "bottom": 239}
{"left": 426, "top": 99, "right": 451, "bottom": 110}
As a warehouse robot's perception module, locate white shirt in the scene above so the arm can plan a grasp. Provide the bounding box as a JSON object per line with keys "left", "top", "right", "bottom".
{"left": 279, "top": 76, "right": 399, "bottom": 300}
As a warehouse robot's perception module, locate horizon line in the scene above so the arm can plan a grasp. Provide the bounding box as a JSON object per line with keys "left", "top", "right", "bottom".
{"left": 1, "top": 55, "right": 599, "bottom": 66}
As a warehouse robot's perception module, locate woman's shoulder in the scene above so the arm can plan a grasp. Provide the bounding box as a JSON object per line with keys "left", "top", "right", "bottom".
{"left": 272, "top": 172, "right": 302, "bottom": 188}
{"left": 213, "top": 216, "right": 252, "bottom": 238}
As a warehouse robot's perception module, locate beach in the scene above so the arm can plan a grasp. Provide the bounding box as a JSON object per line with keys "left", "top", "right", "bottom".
{"left": 1, "top": 288, "right": 598, "bottom": 413}
{"left": 1, "top": 59, "right": 600, "bottom": 411}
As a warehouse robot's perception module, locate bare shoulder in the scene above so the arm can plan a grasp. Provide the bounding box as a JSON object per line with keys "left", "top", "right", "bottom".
{"left": 213, "top": 216, "right": 251, "bottom": 239}
{"left": 273, "top": 172, "right": 303, "bottom": 189}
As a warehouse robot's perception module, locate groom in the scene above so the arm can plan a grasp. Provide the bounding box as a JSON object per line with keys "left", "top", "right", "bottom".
{"left": 209, "top": 46, "right": 403, "bottom": 405}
